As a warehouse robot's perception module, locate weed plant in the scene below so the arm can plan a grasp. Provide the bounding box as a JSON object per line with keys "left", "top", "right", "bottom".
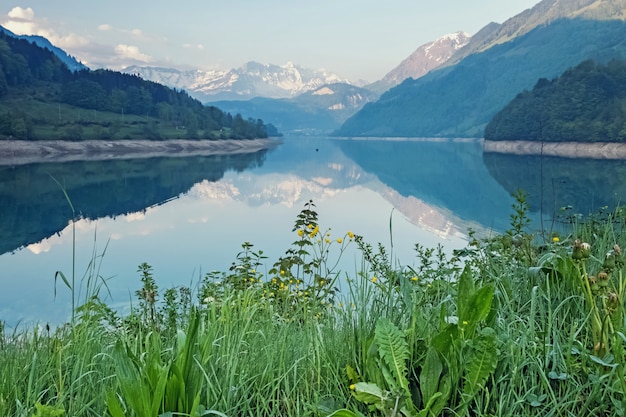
{"left": 3, "top": 196, "right": 626, "bottom": 416}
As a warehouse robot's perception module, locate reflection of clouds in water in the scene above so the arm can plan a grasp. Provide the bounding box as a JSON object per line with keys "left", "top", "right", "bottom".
{"left": 26, "top": 217, "right": 97, "bottom": 254}
{"left": 125, "top": 212, "right": 146, "bottom": 222}
{"left": 186, "top": 180, "right": 240, "bottom": 200}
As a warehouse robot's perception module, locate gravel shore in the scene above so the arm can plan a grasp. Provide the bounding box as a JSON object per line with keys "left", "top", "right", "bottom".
{"left": 0, "top": 138, "right": 282, "bottom": 166}
{"left": 483, "top": 139, "right": 626, "bottom": 159}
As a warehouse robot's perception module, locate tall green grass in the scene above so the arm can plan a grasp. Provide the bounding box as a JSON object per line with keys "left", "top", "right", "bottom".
{"left": 3, "top": 196, "right": 626, "bottom": 416}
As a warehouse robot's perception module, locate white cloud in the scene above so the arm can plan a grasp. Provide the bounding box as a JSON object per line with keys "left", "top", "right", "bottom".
{"left": 114, "top": 44, "right": 152, "bottom": 62}
{"left": 7, "top": 6, "right": 34, "bottom": 21}
{"left": 183, "top": 43, "right": 204, "bottom": 50}
{"left": 98, "top": 23, "right": 112, "bottom": 31}
{"left": 130, "top": 28, "right": 142, "bottom": 36}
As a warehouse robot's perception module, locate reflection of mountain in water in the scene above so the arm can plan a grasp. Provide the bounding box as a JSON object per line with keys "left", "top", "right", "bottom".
{"left": 336, "top": 139, "right": 515, "bottom": 231}
{"left": 0, "top": 151, "right": 268, "bottom": 255}
{"left": 483, "top": 152, "right": 626, "bottom": 217}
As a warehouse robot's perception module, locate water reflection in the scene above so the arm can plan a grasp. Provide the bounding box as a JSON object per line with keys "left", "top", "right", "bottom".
{"left": 0, "top": 151, "right": 269, "bottom": 255}
{"left": 483, "top": 151, "right": 626, "bottom": 217}
{"left": 4, "top": 137, "right": 574, "bottom": 326}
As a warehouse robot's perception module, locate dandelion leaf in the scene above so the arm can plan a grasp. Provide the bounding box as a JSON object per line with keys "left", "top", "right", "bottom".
{"left": 462, "top": 327, "right": 497, "bottom": 399}
{"left": 374, "top": 318, "right": 410, "bottom": 391}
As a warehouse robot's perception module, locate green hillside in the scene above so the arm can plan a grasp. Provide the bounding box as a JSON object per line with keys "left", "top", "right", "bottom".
{"left": 336, "top": 18, "right": 626, "bottom": 138}
{"left": 485, "top": 59, "right": 626, "bottom": 142}
{"left": 0, "top": 29, "right": 277, "bottom": 141}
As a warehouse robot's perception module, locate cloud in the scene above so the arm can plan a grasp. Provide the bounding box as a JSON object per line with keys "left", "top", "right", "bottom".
{"left": 98, "top": 23, "right": 112, "bottom": 31}
{"left": 114, "top": 44, "right": 152, "bottom": 62}
{"left": 183, "top": 43, "right": 204, "bottom": 50}
{"left": 3, "top": 6, "right": 89, "bottom": 49}
{"left": 7, "top": 6, "right": 34, "bottom": 21}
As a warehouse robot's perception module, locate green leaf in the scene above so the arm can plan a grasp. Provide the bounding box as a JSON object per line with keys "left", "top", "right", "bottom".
{"left": 374, "top": 318, "right": 410, "bottom": 391}
{"left": 420, "top": 347, "right": 443, "bottom": 405}
{"left": 459, "top": 285, "right": 494, "bottom": 331}
{"left": 462, "top": 327, "right": 498, "bottom": 399}
{"left": 352, "top": 382, "right": 385, "bottom": 405}
{"left": 457, "top": 265, "right": 475, "bottom": 314}
{"left": 325, "top": 409, "right": 360, "bottom": 417}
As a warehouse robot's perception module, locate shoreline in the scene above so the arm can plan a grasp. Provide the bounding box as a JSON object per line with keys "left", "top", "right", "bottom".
{"left": 0, "top": 138, "right": 282, "bottom": 166}
{"left": 483, "top": 139, "right": 626, "bottom": 159}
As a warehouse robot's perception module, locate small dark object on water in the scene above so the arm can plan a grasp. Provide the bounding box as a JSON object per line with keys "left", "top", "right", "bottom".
{"left": 316, "top": 148, "right": 319, "bottom": 152}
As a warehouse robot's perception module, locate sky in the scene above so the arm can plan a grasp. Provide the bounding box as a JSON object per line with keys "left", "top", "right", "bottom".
{"left": 2, "top": 1, "right": 541, "bottom": 83}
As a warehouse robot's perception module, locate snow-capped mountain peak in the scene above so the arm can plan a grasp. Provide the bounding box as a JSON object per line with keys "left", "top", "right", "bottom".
{"left": 123, "top": 61, "right": 351, "bottom": 102}
{"left": 368, "top": 31, "right": 471, "bottom": 93}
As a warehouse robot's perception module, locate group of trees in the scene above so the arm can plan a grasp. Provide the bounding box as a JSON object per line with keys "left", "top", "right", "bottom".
{"left": 485, "top": 59, "right": 626, "bottom": 142}
{"left": 0, "top": 30, "right": 278, "bottom": 140}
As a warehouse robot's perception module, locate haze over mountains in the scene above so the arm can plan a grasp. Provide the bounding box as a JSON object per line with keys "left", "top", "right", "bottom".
{"left": 339, "top": 0, "right": 626, "bottom": 138}
{"left": 5, "top": 0, "right": 626, "bottom": 138}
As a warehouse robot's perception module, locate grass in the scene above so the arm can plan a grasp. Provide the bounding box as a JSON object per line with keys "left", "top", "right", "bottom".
{"left": 3, "top": 196, "right": 626, "bottom": 416}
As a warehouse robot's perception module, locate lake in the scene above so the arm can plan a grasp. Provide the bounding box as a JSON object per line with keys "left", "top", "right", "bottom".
{"left": 2, "top": 136, "right": 626, "bottom": 327}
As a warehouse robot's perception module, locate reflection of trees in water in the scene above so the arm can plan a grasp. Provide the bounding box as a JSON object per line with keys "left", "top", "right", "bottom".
{"left": 337, "top": 140, "right": 514, "bottom": 231}
{"left": 0, "top": 151, "right": 268, "bottom": 255}
{"left": 482, "top": 152, "right": 626, "bottom": 218}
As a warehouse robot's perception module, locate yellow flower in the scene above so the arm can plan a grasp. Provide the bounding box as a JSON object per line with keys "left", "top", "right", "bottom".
{"left": 462, "top": 320, "right": 469, "bottom": 325}
{"left": 411, "top": 276, "right": 418, "bottom": 282}
{"left": 347, "top": 231, "right": 355, "bottom": 239}
{"left": 251, "top": 269, "right": 256, "bottom": 274}
{"left": 371, "top": 276, "right": 378, "bottom": 283}
{"left": 280, "top": 270, "right": 285, "bottom": 275}
{"left": 349, "top": 384, "right": 355, "bottom": 390}
{"left": 552, "top": 236, "right": 560, "bottom": 242}
{"left": 325, "top": 238, "right": 331, "bottom": 243}
{"left": 336, "top": 238, "right": 343, "bottom": 244}
{"left": 297, "top": 229, "right": 304, "bottom": 237}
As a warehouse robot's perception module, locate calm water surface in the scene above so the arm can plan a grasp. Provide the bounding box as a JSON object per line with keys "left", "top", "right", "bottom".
{"left": 2, "top": 136, "right": 625, "bottom": 326}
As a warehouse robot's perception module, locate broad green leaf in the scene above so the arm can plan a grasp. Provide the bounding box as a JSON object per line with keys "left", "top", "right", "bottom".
{"left": 353, "top": 382, "right": 385, "bottom": 404}
{"left": 431, "top": 324, "right": 458, "bottom": 355}
{"left": 457, "top": 265, "right": 475, "bottom": 314}
{"left": 420, "top": 347, "right": 443, "bottom": 405}
{"left": 460, "top": 285, "right": 494, "bottom": 330}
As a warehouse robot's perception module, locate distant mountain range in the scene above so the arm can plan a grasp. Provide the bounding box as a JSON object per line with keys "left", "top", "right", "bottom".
{"left": 338, "top": 0, "right": 626, "bottom": 138}
{"left": 122, "top": 62, "right": 351, "bottom": 102}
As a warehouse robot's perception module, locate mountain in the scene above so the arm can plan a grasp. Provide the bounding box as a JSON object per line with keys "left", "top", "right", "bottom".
{"left": 448, "top": 0, "right": 624, "bottom": 66}
{"left": 367, "top": 31, "right": 471, "bottom": 94}
{"left": 123, "top": 62, "right": 350, "bottom": 102}
{"left": 485, "top": 59, "right": 626, "bottom": 142}
{"left": 209, "top": 83, "right": 378, "bottom": 134}
{"left": 0, "top": 30, "right": 274, "bottom": 141}
{"left": 0, "top": 25, "right": 87, "bottom": 72}
{"left": 337, "top": 0, "right": 626, "bottom": 138}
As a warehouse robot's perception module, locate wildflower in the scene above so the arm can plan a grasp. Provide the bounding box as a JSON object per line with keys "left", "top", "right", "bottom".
{"left": 349, "top": 384, "right": 356, "bottom": 390}
{"left": 552, "top": 236, "right": 560, "bottom": 243}
{"left": 371, "top": 276, "right": 378, "bottom": 283}
{"left": 337, "top": 238, "right": 343, "bottom": 244}
{"left": 462, "top": 320, "right": 469, "bottom": 326}
{"left": 347, "top": 231, "right": 355, "bottom": 239}
{"left": 572, "top": 240, "right": 591, "bottom": 260}
{"left": 411, "top": 276, "right": 418, "bottom": 282}
{"left": 297, "top": 229, "right": 304, "bottom": 237}
{"left": 325, "top": 238, "right": 331, "bottom": 243}
{"left": 251, "top": 269, "right": 256, "bottom": 274}
{"left": 280, "top": 270, "right": 285, "bottom": 275}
